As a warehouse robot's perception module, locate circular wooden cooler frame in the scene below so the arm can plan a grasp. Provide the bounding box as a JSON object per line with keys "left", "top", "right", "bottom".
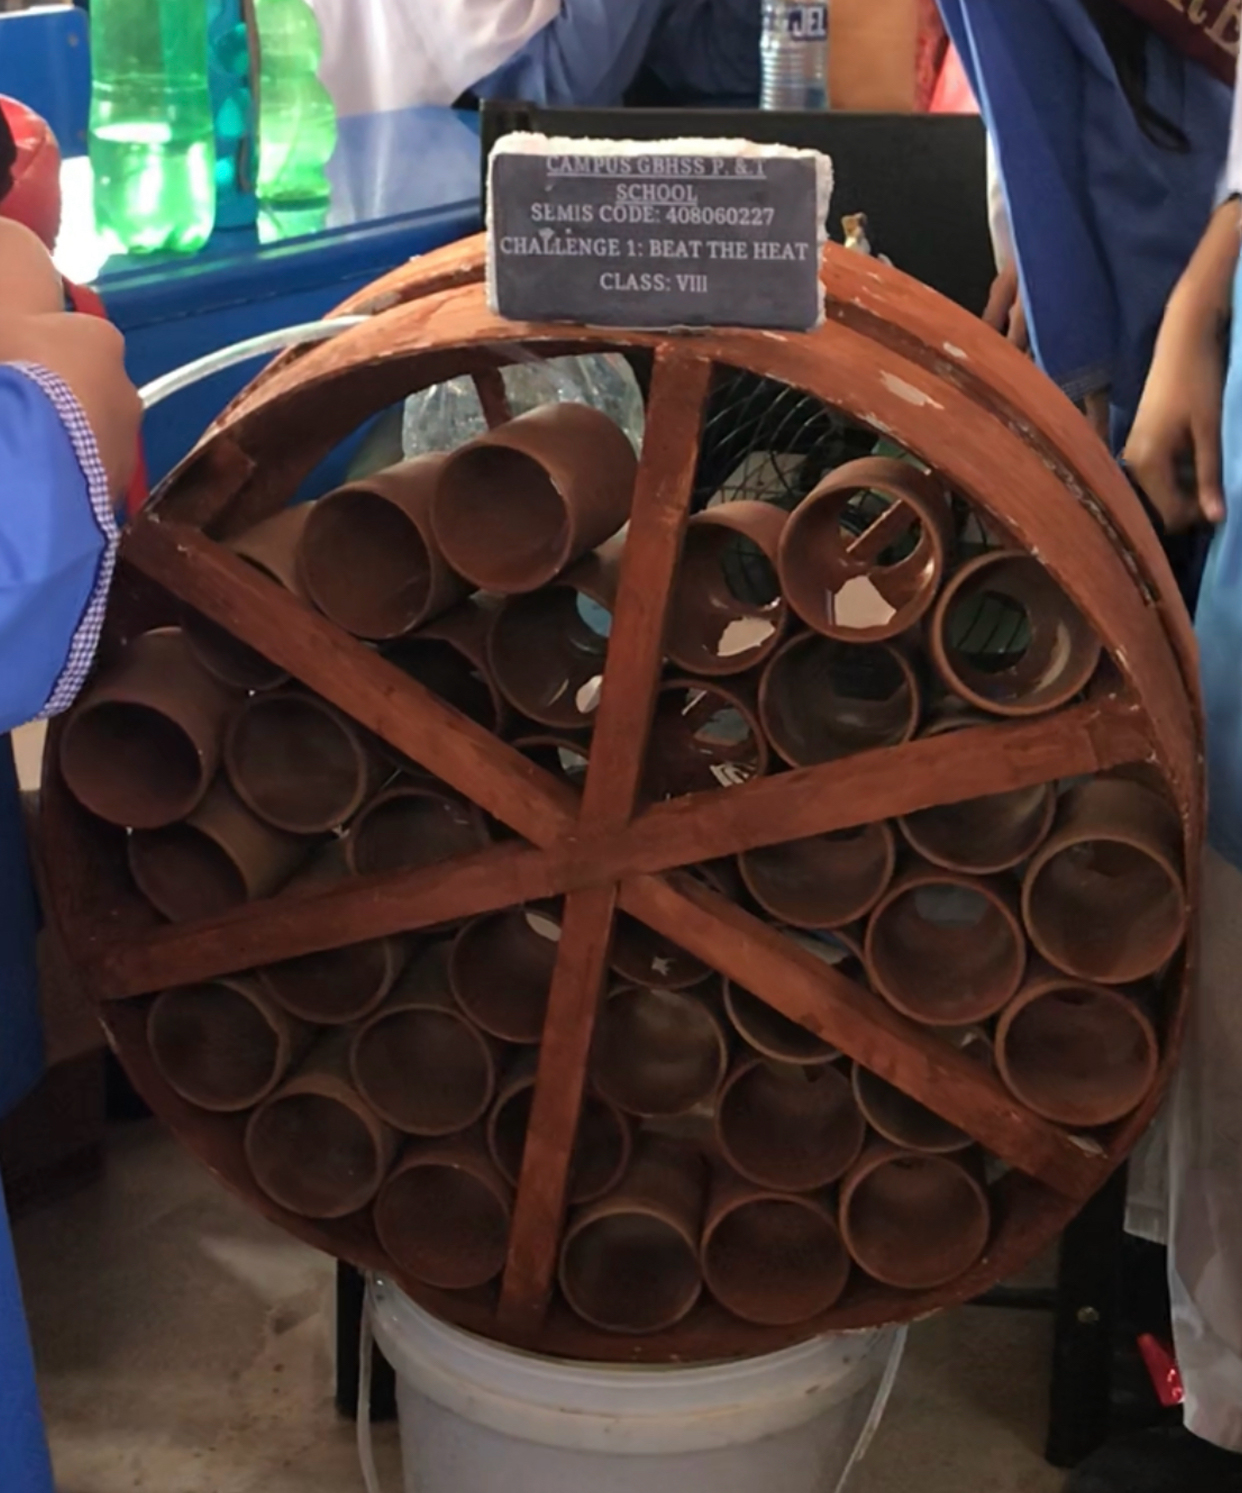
{"left": 41, "top": 236, "right": 1202, "bottom": 1362}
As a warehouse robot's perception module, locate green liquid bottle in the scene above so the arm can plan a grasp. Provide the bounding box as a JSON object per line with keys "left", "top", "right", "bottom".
{"left": 89, "top": 0, "right": 216, "bottom": 256}
{"left": 253, "top": 0, "right": 336, "bottom": 241}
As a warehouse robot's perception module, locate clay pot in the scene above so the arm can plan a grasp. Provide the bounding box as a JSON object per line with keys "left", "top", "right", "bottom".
{"left": 840, "top": 1145, "right": 991, "bottom": 1290}
{"left": 128, "top": 777, "right": 309, "bottom": 924}
{"left": 245, "top": 1036, "right": 396, "bottom": 1220}
{"left": 297, "top": 456, "right": 468, "bottom": 640}
{"left": 759, "top": 632, "right": 920, "bottom": 768}
{"left": 432, "top": 403, "right": 638, "bottom": 594}
{"left": 559, "top": 1138, "right": 706, "bottom": 1334}
{"left": 739, "top": 821, "right": 896, "bottom": 929}
{"left": 345, "top": 784, "right": 490, "bottom": 878}
{"left": 929, "top": 550, "right": 1101, "bottom": 716}
{"left": 609, "top": 863, "right": 738, "bottom": 992}
{"left": 513, "top": 733, "right": 591, "bottom": 794}
{"left": 865, "top": 863, "right": 1026, "bottom": 1026}
{"left": 1022, "top": 778, "right": 1187, "bottom": 984}
{"left": 590, "top": 985, "right": 730, "bottom": 1119}
{"left": 386, "top": 598, "right": 508, "bottom": 735}
{"left": 898, "top": 708, "right": 1056, "bottom": 874}
{"left": 852, "top": 1028, "right": 993, "bottom": 1155}
{"left": 374, "top": 1131, "right": 513, "bottom": 1291}
{"left": 225, "top": 691, "right": 387, "bottom": 834}
{"left": 778, "top": 457, "right": 951, "bottom": 643}
{"left": 486, "top": 1051, "right": 632, "bottom": 1206}
{"left": 257, "top": 842, "right": 406, "bottom": 1024}
{"left": 487, "top": 545, "right": 619, "bottom": 730}
{"left": 724, "top": 930, "right": 863, "bottom": 1065}
{"left": 643, "top": 678, "right": 769, "bottom": 802}
{"left": 148, "top": 976, "right": 313, "bottom": 1114}
{"left": 666, "top": 502, "right": 789, "bottom": 676}
{"left": 995, "top": 974, "right": 1159, "bottom": 1127}
{"left": 450, "top": 906, "right": 562, "bottom": 1044}
{"left": 182, "top": 506, "right": 311, "bottom": 690}
{"left": 716, "top": 1058, "right": 865, "bottom": 1192}
{"left": 351, "top": 943, "right": 501, "bottom": 1136}
{"left": 702, "top": 1172, "right": 850, "bottom": 1326}
{"left": 60, "top": 627, "right": 235, "bottom": 830}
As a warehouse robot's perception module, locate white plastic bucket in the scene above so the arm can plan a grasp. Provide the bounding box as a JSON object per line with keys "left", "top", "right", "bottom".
{"left": 366, "top": 1277, "right": 906, "bottom": 1493}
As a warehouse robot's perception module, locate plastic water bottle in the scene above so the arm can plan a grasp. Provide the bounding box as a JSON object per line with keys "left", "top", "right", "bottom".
{"left": 89, "top": 0, "right": 216, "bottom": 255}
{"left": 760, "top": 0, "right": 830, "bottom": 110}
{"left": 208, "top": 0, "right": 258, "bottom": 230}
{"left": 253, "top": 0, "right": 337, "bottom": 239}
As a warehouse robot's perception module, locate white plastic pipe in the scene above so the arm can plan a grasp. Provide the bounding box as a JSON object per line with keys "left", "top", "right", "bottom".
{"left": 139, "top": 316, "right": 371, "bottom": 411}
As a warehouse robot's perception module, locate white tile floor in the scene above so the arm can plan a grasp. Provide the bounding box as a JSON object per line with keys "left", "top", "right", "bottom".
{"left": 14, "top": 1122, "right": 1065, "bottom": 1493}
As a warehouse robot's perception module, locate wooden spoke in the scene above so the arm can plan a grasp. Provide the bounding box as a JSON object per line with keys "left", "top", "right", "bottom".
{"left": 94, "top": 840, "right": 566, "bottom": 999}
{"left": 576, "top": 694, "right": 1147, "bottom": 886}
{"left": 499, "top": 349, "right": 715, "bottom": 1331}
{"left": 619, "top": 873, "right": 1108, "bottom": 1199}
{"left": 472, "top": 368, "right": 513, "bottom": 428}
{"left": 122, "top": 519, "right": 577, "bottom": 844}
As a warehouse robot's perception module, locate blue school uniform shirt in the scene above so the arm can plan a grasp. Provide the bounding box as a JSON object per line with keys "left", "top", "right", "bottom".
{"left": 938, "top": 0, "right": 1231, "bottom": 447}
{"left": 0, "top": 359, "right": 118, "bottom": 1493}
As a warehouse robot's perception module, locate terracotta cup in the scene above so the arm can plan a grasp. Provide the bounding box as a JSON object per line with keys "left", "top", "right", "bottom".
{"left": 590, "top": 985, "right": 730, "bottom": 1119}
{"left": 724, "top": 929, "right": 863, "bottom": 1065}
{"left": 898, "top": 709, "right": 1057, "bottom": 874}
{"left": 929, "top": 550, "right": 1101, "bottom": 716}
{"left": 60, "top": 627, "right": 236, "bottom": 830}
{"left": 450, "top": 905, "right": 563, "bottom": 1044}
{"left": 702, "top": 1170, "right": 851, "bottom": 1326}
{"left": 739, "top": 821, "right": 896, "bottom": 929}
{"left": 559, "top": 1137, "right": 706, "bottom": 1335}
{"left": 257, "top": 841, "right": 406, "bottom": 1024}
{"left": 778, "top": 457, "right": 952, "bottom": 643}
{"left": 225, "top": 690, "right": 387, "bottom": 834}
{"left": 345, "top": 784, "right": 490, "bottom": 878}
{"left": 609, "top": 863, "right": 738, "bottom": 993}
{"left": 759, "top": 631, "right": 920, "bottom": 768}
{"left": 643, "top": 677, "right": 769, "bottom": 802}
{"left": 351, "top": 943, "right": 501, "bottom": 1136}
{"left": 386, "top": 597, "right": 508, "bottom": 735}
{"left": 432, "top": 403, "right": 638, "bottom": 594}
{"left": 148, "top": 976, "right": 313, "bottom": 1114}
{"left": 1022, "top": 777, "right": 1187, "bottom": 985}
{"left": 182, "top": 506, "right": 311, "bottom": 690}
{"left": 716, "top": 1057, "right": 866, "bottom": 1192}
{"left": 128, "top": 777, "right": 309, "bottom": 924}
{"left": 865, "top": 862, "right": 1027, "bottom": 1026}
{"left": 245, "top": 1036, "right": 397, "bottom": 1220}
{"left": 995, "top": 973, "right": 1159, "bottom": 1127}
{"left": 374, "top": 1131, "right": 513, "bottom": 1291}
{"left": 666, "top": 501, "right": 790, "bottom": 676}
{"left": 852, "top": 1028, "right": 994, "bottom": 1155}
{"left": 840, "top": 1144, "right": 991, "bottom": 1291}
{"left": 486, "top": 1051, "right": 633, "bottom": 1206}
{"left": 513, "top": 733, "right": 591, "bottom": 795}
{"left": 487, "top": 545, "right": 620, "bottom": 730}
{"left": 297, "top": 456, "right": 468, "bottom": 640}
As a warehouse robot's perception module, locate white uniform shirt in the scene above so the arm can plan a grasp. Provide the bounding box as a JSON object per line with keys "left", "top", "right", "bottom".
{"left": 309, "top": 0, "right": 561, "bottom": 116}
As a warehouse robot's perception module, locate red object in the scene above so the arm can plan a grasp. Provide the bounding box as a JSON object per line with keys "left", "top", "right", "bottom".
{"left": 0, "top": 97, "right": 62, "bottom": 251}
{"left": 930, "top": 44, "right": 979, "bottom": 115}
{"left": 1138, "top": 1333, "right": 1186, "bottom": 1410}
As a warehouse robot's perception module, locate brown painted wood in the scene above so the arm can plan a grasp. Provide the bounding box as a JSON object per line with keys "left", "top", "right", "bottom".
{"left": 618, "top": 873, "right": 1107, "bottom": 1199}
{"left": 499, "top": 350, "right": 715, "bottom": 1331}
{"left": 472, "top": 368, "right": 513, "bottom": 429}
{"left": 46, "top": 255, "right": 1201, "bottom": 1361}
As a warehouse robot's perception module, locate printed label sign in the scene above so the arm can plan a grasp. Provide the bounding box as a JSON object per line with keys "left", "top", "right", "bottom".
{"left": 488, "top": 136, "right": 831, "bottom": 332}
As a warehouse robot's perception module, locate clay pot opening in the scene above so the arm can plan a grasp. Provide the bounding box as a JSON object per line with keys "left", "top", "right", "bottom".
{"left": 740, "top": 822, "right": 895, "bottom": 928}
{"left": 450, "top": 907, "right": 562, "bottom": 1043}
{"left": 590, "top": 986, "right": 729, "bottom": 1118}
{"left": 716, "top": 1060, "right": 865, "bottom": 1191}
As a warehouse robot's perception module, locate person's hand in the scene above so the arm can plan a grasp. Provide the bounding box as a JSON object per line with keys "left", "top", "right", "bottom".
{"left": 1122, "top": 199, "right": 1239, "bottom": 532}
{"left": 983, "top": 261, "right": 1030, "bottom": 352}
{"left": 0, "top": 311, "right": 141, "bottom": 500}
{"left": 0, "top": 218, "right": 64, "bottom": 317}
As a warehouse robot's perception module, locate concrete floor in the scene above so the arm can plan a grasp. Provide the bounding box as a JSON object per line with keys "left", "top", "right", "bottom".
{"left": 13, "top": 1121, "right": 1066, "bottom": 1493}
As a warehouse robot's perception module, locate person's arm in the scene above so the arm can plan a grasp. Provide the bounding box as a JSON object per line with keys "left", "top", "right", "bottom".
{"left": 1123, "top": 198, "right": 1240, "bottom": 530}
